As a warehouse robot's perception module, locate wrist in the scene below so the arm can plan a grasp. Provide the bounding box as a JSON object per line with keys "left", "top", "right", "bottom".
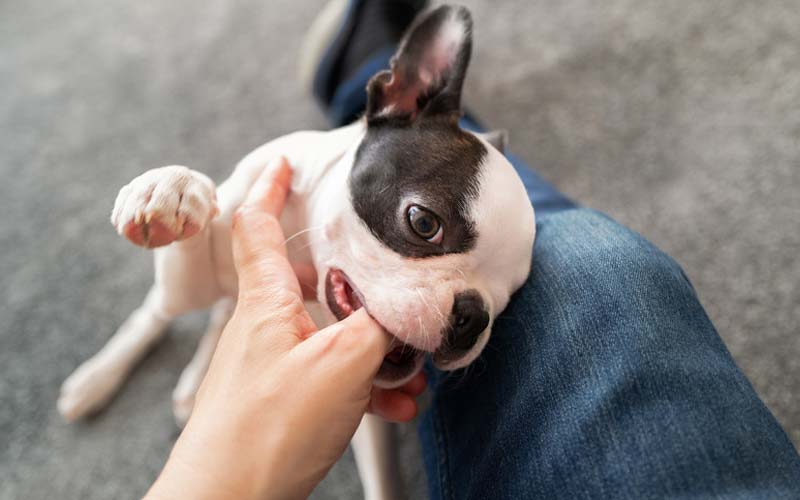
{"left": 148, "top": 414, "right": 299, "bottom": 500}
{"left": 146, "top": 451, "right": 245, "bottom": 500}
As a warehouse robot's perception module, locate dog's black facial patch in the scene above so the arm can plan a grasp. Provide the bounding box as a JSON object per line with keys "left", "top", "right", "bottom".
{"left": 349, "top": 118, "right": 487, "bottom": 258}
{"left": 350, "top": 6, "right": 485, "bottom": 258}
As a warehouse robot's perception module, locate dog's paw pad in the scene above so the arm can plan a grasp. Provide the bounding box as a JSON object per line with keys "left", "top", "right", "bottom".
{"left": 111, "top": 166, "right": 218, "bottom": 248}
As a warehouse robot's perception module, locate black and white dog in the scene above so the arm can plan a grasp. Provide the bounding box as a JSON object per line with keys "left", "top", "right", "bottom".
{"left": 59, "top": 5, "right": 535, "bottom": 499}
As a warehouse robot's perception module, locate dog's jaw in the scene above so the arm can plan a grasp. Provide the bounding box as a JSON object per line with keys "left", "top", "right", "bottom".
{"left": 323, "top": 267, "right": 427, "bottom": 388}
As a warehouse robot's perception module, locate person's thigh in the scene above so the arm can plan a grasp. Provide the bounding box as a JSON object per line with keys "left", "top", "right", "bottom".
{"left": 419, "top": 208, "right": 800, "bottom": 500}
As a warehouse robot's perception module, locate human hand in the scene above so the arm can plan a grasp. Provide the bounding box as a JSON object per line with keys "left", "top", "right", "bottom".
{"left": 145, "top": 157, "right": 426, "bottom": 500}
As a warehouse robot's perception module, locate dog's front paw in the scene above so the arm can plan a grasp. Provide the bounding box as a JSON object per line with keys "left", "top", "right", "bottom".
{"left": 111, "top": 166, "right": 218, "bottom": 248}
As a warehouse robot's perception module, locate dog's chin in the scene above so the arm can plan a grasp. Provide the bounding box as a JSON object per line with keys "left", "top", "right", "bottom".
{"left": 432, "top": 345, "right": 480, "bottom": 371}
{"left": 324, "top": 268, "right": 425, "bottom": 388}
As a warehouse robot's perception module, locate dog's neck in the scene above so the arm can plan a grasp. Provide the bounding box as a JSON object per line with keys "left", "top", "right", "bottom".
{"left": 280, "top": 121, "right": 366, "bottom": 265}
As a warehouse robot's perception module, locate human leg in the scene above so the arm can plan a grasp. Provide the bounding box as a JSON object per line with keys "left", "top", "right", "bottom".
{"left": 418, "top": 208, "right": 800, "bottom": 499}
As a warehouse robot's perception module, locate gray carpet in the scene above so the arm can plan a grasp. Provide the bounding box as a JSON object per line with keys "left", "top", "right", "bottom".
{"left": 2, "top": 0, "right": 798, "bottom": 498}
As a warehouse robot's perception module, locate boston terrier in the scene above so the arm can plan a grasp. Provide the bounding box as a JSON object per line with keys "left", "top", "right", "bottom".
{"left": 58, "top": 5, "right": 535, "bottom": 499}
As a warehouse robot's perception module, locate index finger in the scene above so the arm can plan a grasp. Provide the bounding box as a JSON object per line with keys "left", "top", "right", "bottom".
{"left": 241, "top": 156, "right": 293, "bottom": 216}
{"left": 232, "top": 157, "right": 299, "bottom": 294}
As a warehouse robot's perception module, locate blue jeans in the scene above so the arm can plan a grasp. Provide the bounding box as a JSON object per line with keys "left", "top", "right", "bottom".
{"left": 329, "top": 55, "right": 800, "bottom": 499}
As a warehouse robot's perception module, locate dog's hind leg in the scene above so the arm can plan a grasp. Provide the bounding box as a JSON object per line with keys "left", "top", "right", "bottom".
{"left": 352, "top": 414, "right": 401, "bottom": 500}
{"left": 58, "top": 286, "right": 175, "bottom": 421}
{"left": 58, "top": 228, "right": 221, "bottom": 422}
{"left": 171, "top": 297, "right": 234, "bottom": 427}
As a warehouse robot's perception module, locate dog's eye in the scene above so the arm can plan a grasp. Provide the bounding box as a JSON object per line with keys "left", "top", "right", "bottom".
{"left": 408, "top": 205, "right": 443, "bottom": 244}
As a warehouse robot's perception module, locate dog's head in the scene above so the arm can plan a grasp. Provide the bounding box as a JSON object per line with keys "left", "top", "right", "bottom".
{"left": 316, "top": 5, "right": 535, "bottom": 387}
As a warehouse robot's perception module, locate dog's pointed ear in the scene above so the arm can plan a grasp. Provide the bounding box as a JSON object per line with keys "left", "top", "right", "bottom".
{"left": 478, "top": 129, "right": 508, "bottom": 153}
{"left": 366, "top": 5, "right": 472, "bottom": 123}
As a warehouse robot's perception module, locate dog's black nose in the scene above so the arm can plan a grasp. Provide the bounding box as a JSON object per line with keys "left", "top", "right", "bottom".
{"left": 446, "top": 290, "right": 490, "bottom": 352}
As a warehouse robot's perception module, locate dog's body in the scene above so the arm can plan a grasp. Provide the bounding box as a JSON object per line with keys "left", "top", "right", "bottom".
{"left": 58, "top": 6, "right": 535, "bottom": 499}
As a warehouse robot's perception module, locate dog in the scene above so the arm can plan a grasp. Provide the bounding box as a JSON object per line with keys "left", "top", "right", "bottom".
{"left": 58, "top": 5, "right": 535, "bottom": 499}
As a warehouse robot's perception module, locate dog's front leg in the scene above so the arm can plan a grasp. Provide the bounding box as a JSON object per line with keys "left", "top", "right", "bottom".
{"left": 352, "top": 414, "right": 401, "bottom": 500}
{"left": 59, "top": 165, "right": 221, "bottom": 421}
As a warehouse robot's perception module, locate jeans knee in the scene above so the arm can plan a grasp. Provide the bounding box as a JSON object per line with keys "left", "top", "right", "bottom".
{"left": 534, "top": 209, "right": 694, "bottom": 307}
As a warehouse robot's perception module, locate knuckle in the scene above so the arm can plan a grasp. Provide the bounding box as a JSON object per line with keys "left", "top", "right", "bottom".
{"left": 234, "top": 208, "right": 282, "bottom": 237}
{"left": 242, "top": 282, "right": 302, "bottom": 313}
{"left": 260, "top": 214, "right": 282, "bottom": 234}
{"left": 270, "top": 288, "right": 306, "bottom": 318}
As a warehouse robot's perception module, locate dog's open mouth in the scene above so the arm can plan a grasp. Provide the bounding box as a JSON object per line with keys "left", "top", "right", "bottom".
{"left": 325, "top": 268, "right": 424, "bottom": 385}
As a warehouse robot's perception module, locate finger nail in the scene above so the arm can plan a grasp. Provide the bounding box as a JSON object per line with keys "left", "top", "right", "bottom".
{"left": 268, "top": 156, "right": 286, "bottom": 169}
{"left": 266, "top": 156, "right": 288, "bottom": 176}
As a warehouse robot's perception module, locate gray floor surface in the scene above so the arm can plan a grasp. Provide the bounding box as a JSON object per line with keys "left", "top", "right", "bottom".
{"left": 2, "top": 1, "right": 798, "bottom": 498}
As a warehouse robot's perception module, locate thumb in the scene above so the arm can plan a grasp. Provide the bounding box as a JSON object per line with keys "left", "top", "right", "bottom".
{"left": 295, "top": 309, "right": 392, "bottom": 378}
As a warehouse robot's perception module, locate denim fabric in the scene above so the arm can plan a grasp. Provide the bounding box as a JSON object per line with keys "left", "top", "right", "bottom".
{"left": 326, "top": 51, "right": 800, "bottom": 499}
{"left": 327, "top": 46, "right": 396, "bottom": 126}
{"left": 418, "top": 208, "right": 800, "bottom": 499}
{"left": 311, "top": 0, "right": 364, "bottom": 107}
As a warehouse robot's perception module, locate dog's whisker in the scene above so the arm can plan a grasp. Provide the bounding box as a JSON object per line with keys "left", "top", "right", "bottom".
{"left": 414, "top": 289, "right": 434, "bottom": 348}
{"left": 299, "top": 281, "right": 317, "bottom": 296}
{"left": 453, "top": 266, "right": 468, "bottom": 282}
{"left": 291, "top": 237, "right": 322, "bottom": 254}
{"left": 283, "top": 225, "right": 325, "bottom": 246}
{"left": 417, "top": 316, "right": 429, "bottom": 356}
{"left": 416, "top": 287, "right": 447, "bottom": 350}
